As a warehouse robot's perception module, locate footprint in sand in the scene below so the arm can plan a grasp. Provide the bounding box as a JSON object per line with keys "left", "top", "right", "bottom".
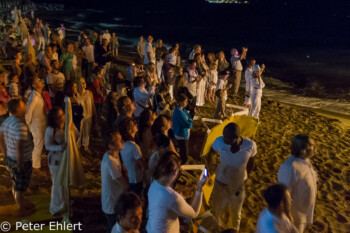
{"left": 313, "top": 221, "right": 325, "bottom": 231}
{"left": 331, "top": 181, "right": 343, "bottom": 191}
{"left": 337, "top": 214, "right": 348, "bottom": 223}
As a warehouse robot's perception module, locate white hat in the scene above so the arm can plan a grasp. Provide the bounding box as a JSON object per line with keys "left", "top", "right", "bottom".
{"left": 253, "top": 65, "right": 260, "bottom": 71}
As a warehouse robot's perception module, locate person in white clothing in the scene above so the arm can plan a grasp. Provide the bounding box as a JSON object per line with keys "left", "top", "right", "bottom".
{"left": 144, "top": 35, "right": 155, "bottom": 65}
{"left": 77, "top": 78, "right": 96, "bottom": 154}
{"left": 210, "top": 123, "right": 257, "bottom": 231}
{"left": 119, "top": 117, "right": 144, "bottom": 196}
{"left": 146, "top": 151, "right": 207, "bottom": 233}
{"left": 256, "top": 184, "right": 298, "bottom": 233}
{"left": 111, "top": 192, "right": 143, "bottom": 233}
{"left": 45, "top": 107, "right": 68, "bottom": 217}
{"left": 102, "top": 29, "right": 111, "bottom": 43}
{"left": 184, "top": 60, "right": 201, "bottom": 104}
{"left": 137, "top": 36, "right": 146, "bottom": 61}
{"left": 133, "top": 77, "right": 155, "bottom": 118}
{"left": 46, "top": 60, "right": 65, "bottom": 103}
{"left": 25, "top": 77, "right": 47, "bottom": 172}
{"left": 249, "top": 64, "right": 265, "bottom": 119}
{"left": 101, "top": 131, "right": 129, "bottom": 233}
{"left": 82, "top": 39, "right": 95, "bottom": 83}
{"left": 278, "top": 135, "right": 317, "bottom": 233}
{"left": 189, "top": 44, "right": 201, "bottom": 60}
{"left": 243, "top": 59, "right": 256, "bottom": 108}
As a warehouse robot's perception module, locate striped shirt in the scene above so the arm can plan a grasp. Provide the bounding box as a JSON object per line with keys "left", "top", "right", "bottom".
{"left": 0, "top": 116, "right": 34, "bottom": 161}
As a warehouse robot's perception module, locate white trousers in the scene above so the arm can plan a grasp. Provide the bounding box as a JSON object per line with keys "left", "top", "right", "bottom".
{"left": 169, "top": 84, "right": 174, "bottom": 100}
{"left": 104, "top": 62, "right": 111, "bottom": 82}
{"left": 38, "top": 36, "right": 45, "bottom": 51}
{"left": 212, "top": 181, "right": 246, "bottom": 231}
{"left": 249, "top": 94, "right": 262, "bottom": 119}
{"left": 156, "top": 59, "right": 163, "bottom": 81}
{"left": 79, "top": 117, "right": 92, "bottom": 147}
{"left": 30, "top": 124, "right": 46, "bottom": 169}
{"left": 49, "top": 161, "right": 67, "bottom": 215}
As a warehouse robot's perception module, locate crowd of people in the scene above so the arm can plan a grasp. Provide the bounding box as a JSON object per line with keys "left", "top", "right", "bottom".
{"left": 0, "top": 7, "right": 319, "bottom": 233}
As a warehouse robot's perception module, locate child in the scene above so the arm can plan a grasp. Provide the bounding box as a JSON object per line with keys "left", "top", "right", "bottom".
{"left": 101, "top": 130, "right": 129, "bottom": 233}
{"left": 208, "top": 63, "right": 218, "bottom": 104}
{"left": 9, "top": 75, "right": 19, "bottom": 99}
{"left": 249, "top": 64, "right": 265, "bottom": 119}
{"left": 214, "top": 69, "right": 232, "bottom": 119}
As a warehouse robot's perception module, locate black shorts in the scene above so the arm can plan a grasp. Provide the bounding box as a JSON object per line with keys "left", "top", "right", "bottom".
{"left": 6, "top": 157, "right": 32, "bottom": 192}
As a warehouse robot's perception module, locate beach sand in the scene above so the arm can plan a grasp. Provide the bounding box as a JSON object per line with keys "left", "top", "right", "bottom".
{"left": 0, "top": 49, "right": 349, "bottom": 232}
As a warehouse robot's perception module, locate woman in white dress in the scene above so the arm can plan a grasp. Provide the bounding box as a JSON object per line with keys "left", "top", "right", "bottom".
{"left": 77, "top": 77, "right": 96, "bottom": 153}
{"left": 249, "top": 64, "right": 265, "bottom": 119}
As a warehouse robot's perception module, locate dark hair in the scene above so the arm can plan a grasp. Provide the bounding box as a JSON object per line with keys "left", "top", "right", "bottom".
{"left": 151, "top": 114, "right": 171, "bottom": 136}
{"left": 291, "top": 134, "right": 310, "bottom": 157}
{"left": 117, "top": 96, "right": 131, "bottom": 115}
{"left": 137, "top": 109, "right": 154, "bottom": 143}
{"left": 119, "top": 117, "right": 136, "bottom": 141}
{"left": 105, "top": 130, "right": 121, "bottom": 148}
{"left": 223, "top": 123, "right": 240, "bottom": 140}
{"left": 115, "top": 192, "right": 142, "bottom": 221}
{"left": 159, "top": 83, "right": 169, "bottom": 94}
{"left": 152, "top": 151, "right": 181, "bottom": 180}
{"left": 177, "top": 93, "right": 187, "bottom": 103}
{"left": 7, "top": 98, "right": 23, "bottom": 115}
{"left": 47, "top": 106, "right": 63, "bottom": 129}
{"left": 153, "top": 133, "right": 170, "bottom": 148}
{"left": 93, "top": 66, "right": 103, "bottom": 75}
{"left": 63, "top": 80, "right": 77, "bottom": 97}
{"left": 188, "top": 59, "right": 196, "bottom": 66}
{"left": 50, "top": 59, "right": 58, "bottom": 67}
{"left": 133, "top": 76, "right": 144, "bottom": 87}
{"left": 263, "top": 184, "right": 288, "bottom": 209}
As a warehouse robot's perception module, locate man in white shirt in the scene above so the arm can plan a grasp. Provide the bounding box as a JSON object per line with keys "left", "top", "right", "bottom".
{"left": 278, "top": 135, "right": 317, "bottom": 233}
{"left": 137, "top": 36, "right": 146, "bottom": 61}
{"left": 144, "top": 35, "right": 155, "bottom": 65}
{"left": 25, "top": 77, "right": 47, "bottom": 172}
{"left": 184, "top": 60, "right": 200, "bottom": 103}
{"left": 102, "top": 29, "right": 111, "bottom": 43}
{"left": 46, "top": 60, "right": 65, "bottom": 103}
{"left": 101, "top": 131, "right": 128, "bottom": 233}
{"left": 256, "top": 184, "right": 298, "bottom": 233}
{"left": 111, "top": 192, "right": 143, "bottom": 233}
{"left": 243, "top": 59, "right": 255, "bottom": 108}
{"left": 82, "top": 39, "right": 94, "bottom": 82}
{"left": 230, "top": 47, "right": 247, "bottom": 96}
{"left": 133, "top": 77, "right": 155, "bottom": 118}
{"left": 210, "top": 123, "right": 257, "bottom": 231}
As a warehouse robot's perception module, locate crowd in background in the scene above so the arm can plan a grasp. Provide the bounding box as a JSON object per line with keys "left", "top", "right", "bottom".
{"left": 0, "top": 6, "right": 318, "bottom": 233}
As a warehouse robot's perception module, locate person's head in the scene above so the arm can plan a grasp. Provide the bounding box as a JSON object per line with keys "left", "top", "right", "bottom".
{"left": 209, "top": 63, "right": 217, "bottom": 71}
{"left": 60, "top": 23, "right": 64, "bottom": 28}
{"left": 175, "top": 43, "right": 179, "bottom": 50}
{"left": 47, "top": 106, "right": 65, "bottom": 130}
{"left": 85, "top": 38, "right": 91, "bottom": 46}
{"left": 112, "top": 32, "right": 116, "bottom": 37}
{"left": 147, "top": 35, "right": 153, "bottom": 43}
{"left": 51, "top": 59, "right": 60, "bottom": 71}
{"left": 106, "top": 130, "right": 124, "bottom": 152}
{"left": 133, "top": 76, "right": 145, "bottom": 88}
{"left": 157, "top": 39, "right": 163, "bottom": 47}
{"left": 116, "top": 71, "right": 124, "bottom": 80}
{"left": 66, "top": 43, "right": 74, "bottom": 53}
{"left": 45, "top": 46, "right": 52, "bottom": 56}
{"left": 117, "top": 96, "right": 135, "bottom": 116}
{"left": 138, "top": 109, "right": 157, "bottom": 142}
{"left": 231, "top": 48, "right": 238, "bottom": 56}
{"left": 31, "top": 76, "right": 44, "bottom": 92}
{"left": 7, "top": 98, "right": 26, "bottom": 118}
{"left": 194, "top": 53, "right": 202, "bottom": 63}
{"left": 139, "top": 36, "right": 143, "bottom": 41}
{"left": 248, "top": 59, "right": 256, "bottom": 68}
{"left": 207, "top": 52, "right": 215, "bottom": 63}
{"left": 253, "top": 65, "right": 260, "bottom": 78}
{"left": 177, "top": 93, "right": 188, "bottom": 108}
{"left": 159, "top": 83, "right": 170, "bottom": 95}
{"left": 73, "top": 41, "right": 79, "bottom": 49}
{"left": 263, "top": 184, "right": 291, "bottom": 213}
{"left": 119, "top": 117, "right": 138, "bottom": 141}
{"left": 14, "top": 51, "right": 22, "bottom": 61}
{"left": 152, "top": 114, "right": 172, "bottom": 136}
{"left": 223, "top": 123, "right": 240, "bottom": 145}
{"left": 152, "top": 151, "right": 181, "bottom": 184}
{"left": 218, "top": 51, "right": 225, "bottom": 60}
{"left": 78, "top": 77, "right": 86, "bottom": 93}
{"left": 188, "top": 59, "right": 196, "bottom": 70}
{"left": 193, "top": 44, "right": 201, "bottom": 54}
{"left": 148, "top": 62, "right": 155, "bottom": 73}
{"left": 115, "top": 192, "right": 143, "bottom": 231}
{"left": 103, "top": 38, "right": 109, "bottom": 46}
{"left": 108, "top": 91, "right": 119, "bottom": 107}
{"left": 153, "top": 133, "right": 170, "bottom": 150}
{"left": 10, "top": 74, "right": 19, "bottom": 83}
{"left": 291, "top": 134, "right": 315, "bottom": 159}
{"left": 105, "top": 29, "right": 109, "bottom": 34}
{"left": 64, "top": 80, "right": 78, "bottom": 97}
{"left": 94, "top": 66, "right": 104, "bottom": 76}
